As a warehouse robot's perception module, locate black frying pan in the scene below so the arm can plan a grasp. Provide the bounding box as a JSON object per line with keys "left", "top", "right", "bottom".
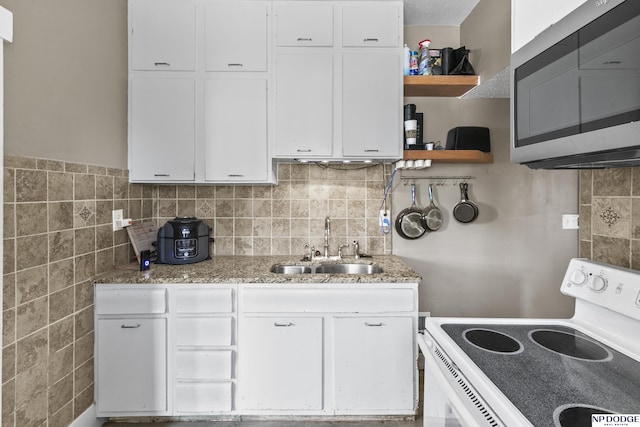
{"left": 453, "top": 182, "right": 478, "bottom": 223}
{"left": 395, "top": 184, "right": 427, "bottom": 239}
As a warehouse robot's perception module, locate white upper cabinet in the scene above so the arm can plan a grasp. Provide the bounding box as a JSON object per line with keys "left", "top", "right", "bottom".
{"left": 130, "top": 3, "right": 196, "bottom": 71}
{"left": 129, "top": 78, "right": 196, "bottom": 182}
{"left": 205, "top": 1, "right": 269, "bottom": 71}
{"left": 275, "top": 53, "right": 334, "bottom": 157}
{"left": 205, "top": 78, "right": 269, "bottom": 182}
{"left": 342, "top": 53, "right": 402, "bottom": 158}
{"left": 511, "top": 0, "right": 586, "bottom": 52}
{"left": 342, "top": 3, "right": 401, "bottom": 47}
{"left": 274, "top": 2, "right": 334, "bottom": 47}
{"left": 272, "top": 1, "right": 403, "bottom": 162}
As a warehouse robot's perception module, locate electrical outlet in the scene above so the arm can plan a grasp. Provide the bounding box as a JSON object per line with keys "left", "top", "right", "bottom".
{"left": 112, "top": 209, "right": 124, "bottom": 231}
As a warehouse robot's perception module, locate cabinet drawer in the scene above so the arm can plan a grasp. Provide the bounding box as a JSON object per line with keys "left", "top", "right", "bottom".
{"left": 241, "top": 288, "right": 415, "bottom": 313}
{"left": 176, "top": 350, "right": 233, "bottom": 380}
{"left": 175, "top": 381, "right": 233, "bottom": 412}
{"left": 96, "top": 288, "right": 166, "bottom": 315}
{"left": 342, "top": 4, "right": 400, "bottom": 47}
{"left": 176, "top": 317, "right": 233, "bottom": 346}
{"left": 175, "top": 288, "right": 234, "bottom": 314}
{"left": 275, "top": 2, "right": 333, "bottom": 47}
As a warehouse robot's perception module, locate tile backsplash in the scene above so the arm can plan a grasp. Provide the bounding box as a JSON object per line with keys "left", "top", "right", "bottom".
{"left": 2, "top": 155, "right": 154, "bottom": 427}
{"left": 2, "top": 156, "right": 392, "bottom": 426}
{"left": 156, "top": 163, "right": 392, "bottom": 258}
{"left": 579, "top": 168, "right": 640, "bottom": 269}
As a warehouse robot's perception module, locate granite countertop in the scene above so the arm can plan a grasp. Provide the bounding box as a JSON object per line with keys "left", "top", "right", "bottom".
{"left": 94, "top": 255, "right": 421, "bottom": 285}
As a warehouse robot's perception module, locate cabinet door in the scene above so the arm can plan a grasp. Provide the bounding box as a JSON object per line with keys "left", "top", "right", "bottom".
{"left": 333, "top": 317, "right": 414, "bottom": 411}
{"left": 342, "top": 53, "right": 401, "bottom": 157}
{"left": 205, "top": 1, "right": 268, "bottom": 71}
{"left": 275, "top": 53, "right": 333, "bottom": 157}
{"left": 204, "top": 79, "right": 268, "bottom": 182}
{"left": 341, "top": 3, "right": 401, "bottom": 47}
{"left": 275, "top": 2, "right": 333, "bottom": 47}
{"left": 130, "top": 2, "right": 196, "bottom": 71}
{"left": 96, "top": 318, "right": 168, "bottom": 414}
{"left": 129, "top": 78, "right": 195, "bottom": 182}
{"left": 238, "top": 317, "right": 323, "bottom": 410}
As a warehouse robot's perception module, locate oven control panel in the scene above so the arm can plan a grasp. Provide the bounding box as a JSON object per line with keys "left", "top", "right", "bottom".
{"left": 561, "top": 258, "right": 640, "bottom": 320}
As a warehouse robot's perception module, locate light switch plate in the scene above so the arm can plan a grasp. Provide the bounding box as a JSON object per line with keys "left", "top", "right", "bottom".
{"left": 562, "top": 214, "right": 579, "bottom": 229}
{"left": 112, "top": 209, "right": 124, "bottom": 231}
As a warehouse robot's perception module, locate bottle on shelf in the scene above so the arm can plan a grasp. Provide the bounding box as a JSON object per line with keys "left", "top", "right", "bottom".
{"left": 418, "top": 39, "right": 432, "bottom": 76}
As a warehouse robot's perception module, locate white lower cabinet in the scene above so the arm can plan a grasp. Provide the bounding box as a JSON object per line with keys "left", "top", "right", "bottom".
{"left": 95, "top": 282, "right": 417, "bottom": 417}
{"left": 333, "top": 316, "right": 415, "bottom": 412}
{"left": 237, "top": 284, "right": 418, "bottom": 415}
{"left": 96, "top": 317, "right": 168, "bottom": 415}
{"left": 239, "top": 317, "right": 324, "bottom": 410}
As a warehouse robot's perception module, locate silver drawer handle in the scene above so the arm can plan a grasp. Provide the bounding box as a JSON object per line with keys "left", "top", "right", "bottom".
{"left": 297, "top": 37, "right": 312, "bottom": 41}
{"left": 121, "top": 324, "right": 141, "bottom": 329}
{"left": 228, "top": 63, "right": 244, "bottom": 67}
{"left": 363, "top": 38, "right": 379, "bottom": 42}
{"left": 296, "top": 149, "right": 312, "bottom": 152}
{"left": 154, "top": 173, "right": 170, "bottom": 177}
{"left": 228, "top": 174, "right": 244, "bottom": 177}
{"left": 274, "top": 322, "right": 294, "bottom": 327}
{"left": 154, "top": 62, "right": 170, "bottom": 66}
{"left": 364, "top": 149, "right": 380, "bottom": 153}
{"left": 365, "top": 322, "right": 383, "bottom": 327}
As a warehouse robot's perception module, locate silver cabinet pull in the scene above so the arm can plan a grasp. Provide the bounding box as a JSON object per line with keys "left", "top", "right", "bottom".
{"left": 274, "top": 322, "right": 294, "bottom": 327}
{"left": 121, "top": 324, "right": 141, "bottom": 329}
{"left": 154, "top": 173, "right": 170, "bottom": 177}
{"left": 228, "top": 63, "right": 244, "bottom": 67}
{"left": 364, "top": 149, "right": 380, "bottom": 152}
{"left": 228, "top": 174, "right": 244, "bottom": 177}
{"left": 296, "top": 149, "right": 312, "bottom": 152}
{"left": 297, "top": 37, "right": 312, "bottom": 41}
{"left": 365, "top": 322, "right": 383, "bottom": 327}
{"left": 154, "top": 62, "right": 170, "bottom": 66}
{"left": 363, "top": 38, "right": 379, "bottom": 42}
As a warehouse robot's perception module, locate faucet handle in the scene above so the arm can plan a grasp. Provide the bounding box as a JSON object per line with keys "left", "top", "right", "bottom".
{"left": 338, "top": 243, "right": 350, "bottom": 259}
{"left": 303, "top": 243, "right": 315, "bottom": 261}
{"left": 353, "top": 240, "right": 360, "bottom": 259}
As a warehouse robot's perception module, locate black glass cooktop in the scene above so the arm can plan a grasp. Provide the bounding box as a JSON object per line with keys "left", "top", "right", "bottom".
{"left": 441, "top": 324, "right": 640, "bottom": 427}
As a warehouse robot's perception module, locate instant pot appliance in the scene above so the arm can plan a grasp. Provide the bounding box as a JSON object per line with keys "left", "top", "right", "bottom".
{"left": 419, "top": 258, "right": 640, "bottom": 426}
{"left": 156, "top": 217, "right": 211, "bottom": 264}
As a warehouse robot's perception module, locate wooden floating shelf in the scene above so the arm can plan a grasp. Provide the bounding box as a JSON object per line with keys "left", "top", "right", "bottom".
{"left": 403, "top": 150, "right": 493, "bottom": 164}
{"left": 403, "top": 75, "right": 479, "bottom": 97}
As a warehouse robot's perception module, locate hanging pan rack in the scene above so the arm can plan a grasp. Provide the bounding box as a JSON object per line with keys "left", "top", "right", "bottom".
{"left": 400, "top": 175, "right": 474, "bottom": 186}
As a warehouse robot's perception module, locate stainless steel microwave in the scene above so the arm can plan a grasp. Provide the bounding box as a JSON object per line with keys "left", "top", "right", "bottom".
{"left": 511, "top": 0, "right": 640, "bottom": 169}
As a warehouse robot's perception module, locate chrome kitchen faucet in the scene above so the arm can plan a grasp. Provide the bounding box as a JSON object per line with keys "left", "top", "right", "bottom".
{"left": 324, "top": 216, "right": 331, "bottom": 258}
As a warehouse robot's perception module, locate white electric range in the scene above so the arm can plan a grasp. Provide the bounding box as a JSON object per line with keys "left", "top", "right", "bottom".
{"left": 418, "top": 258, "right": 640, "bottom": 427}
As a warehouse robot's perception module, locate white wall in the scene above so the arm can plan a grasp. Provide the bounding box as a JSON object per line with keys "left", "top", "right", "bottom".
{"left": 1, "top": 0, "right": 128, "bottom": 169}
{"left": 392, "top": 98, "right": 578, "bottom": 318}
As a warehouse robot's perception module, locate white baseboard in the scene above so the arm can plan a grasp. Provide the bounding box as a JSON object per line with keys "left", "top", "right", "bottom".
{"left": 70, "top": 404, "right": 104, "bottom": 427}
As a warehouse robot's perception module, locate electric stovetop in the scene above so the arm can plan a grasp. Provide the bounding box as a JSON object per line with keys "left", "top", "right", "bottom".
{"left": 441, "top": 323, "right": 640, "bottom": 427}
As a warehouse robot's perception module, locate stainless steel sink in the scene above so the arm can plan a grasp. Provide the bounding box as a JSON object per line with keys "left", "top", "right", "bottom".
{"left": 270, "top": 263, "right": 383, "bottom": 275}
{"left": 270, "top": 265, "right": 313, "bottom": 274}
{"left": 313, "top": 263, "right": 383, "bottom": 275}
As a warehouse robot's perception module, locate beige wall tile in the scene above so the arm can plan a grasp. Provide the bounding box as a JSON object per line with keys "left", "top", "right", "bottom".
{"left": 16, "top": 265, "right": 48, "bottom": 305}
{"left": 49, "top": 231, "right": 74, "bottom": 263}
{"left": 15, "top": 234, "right": 48, "bottom": 271}
{"left": 48, "top": 374, "right": 73, "bottom": 417}
{"left": 48, "top": 172, "right": 74, "bottom": 202}
{"left": 48, "top": 344, "right": 74, "bottom": 385}
{"left": 49, "top": 287, "right": 75, "bottom": 324}
{"left": 16, "top": 330, "right": 48, "bottom": 379}
{"left": 49, "top": 318, "right": 74, "bottom": 355}
{"left": 15, "top": 170, "right": 47, "bottom": 202}
{"left": 16, "top": 297, "right": 48, "bottom": 340}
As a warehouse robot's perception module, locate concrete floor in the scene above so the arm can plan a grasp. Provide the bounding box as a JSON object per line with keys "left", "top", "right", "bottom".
{"left": 103, "top": 419, "right": 423, "bottom": 427}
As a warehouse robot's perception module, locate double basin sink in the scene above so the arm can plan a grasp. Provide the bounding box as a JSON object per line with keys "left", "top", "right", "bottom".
{"left": 270, "top": 263, "right": 383, "bottom": 275}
